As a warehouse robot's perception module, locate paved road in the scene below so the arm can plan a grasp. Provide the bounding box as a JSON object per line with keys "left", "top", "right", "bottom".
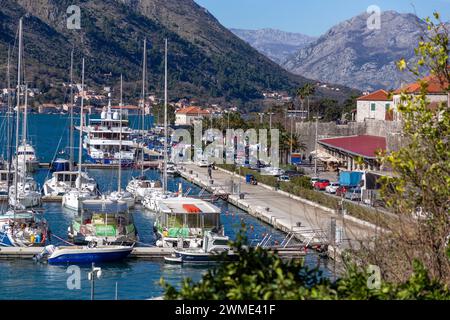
{"left": 179, "top": 164, "right": 377, "bottom": 250}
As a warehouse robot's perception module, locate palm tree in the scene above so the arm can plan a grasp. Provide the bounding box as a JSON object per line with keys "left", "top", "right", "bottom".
{"left": 296, "top": 83, "right": 316, "bottom": 121}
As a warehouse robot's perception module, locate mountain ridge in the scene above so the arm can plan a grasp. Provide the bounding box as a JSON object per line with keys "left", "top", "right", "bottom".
{"left": 230, "top": 28, "right": 316, "bottom": 64}
{"left": 0, "top": 0, "right": 317, "bottom": 107}
{"left": 282, "top": 11, "right": 426, "bottom": 91}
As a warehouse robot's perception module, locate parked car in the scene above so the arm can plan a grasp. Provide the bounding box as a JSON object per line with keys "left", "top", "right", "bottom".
{"left": 344, "top": 187, "right": 362, "bottom": 201}
{"left": 336, "top": 186, "right": 349, "bottom": 197}
{"left": 284, "top": 170, "right": 304, "bottom": 178}
{"left": 196, "top": 159, "right": 210, "bottom": 167}
{"left": 314, "top": 179, "right": 330, "bottom": 190}
{"left": 325, "top": 182, "right": 340, "bottom": 194}
{"left": 310, "top": 177, "right": 320, "bottom": 187}
{"left": 261, "top": 167, "right": 285, "bottom": 177}
{"left": 277, "top": 175, "right": 291, "bottom": 182}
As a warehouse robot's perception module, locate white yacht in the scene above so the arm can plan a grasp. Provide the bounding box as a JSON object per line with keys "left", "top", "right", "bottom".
{"left": 62, "top": 188, "right": 97, "bottom": 212}
{"left": 126, "top": 177, "right": 163, "bottom": 202}
{"left": 9, "top": 173, "right": 41, "bottom": 209}
{"left": 81, "top": 104, "right": 135, "bottom": 166}
{"left": 107, "top": 76, "right": 136, "bottom": 209}
{"left": 15, "top": 143, "right": 39, "bottom": 173}
{"left": 0, "top": 170, "right": 14, "bottom": 199}
{"left": 62, "top": 58, "right": 98, "bottom": 212}
{"left": 43, "top": 171, "right": 97, "bottom": 197}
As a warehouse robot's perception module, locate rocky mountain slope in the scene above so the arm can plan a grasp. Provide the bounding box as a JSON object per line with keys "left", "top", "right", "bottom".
{"left": 0, "top": 0, "right": 314, "bottom": 105}
{"left": 283, "top": 11, "right": 427, "bottom": 91}
{"left": 230, "top": 28, "right": 316, "bottom": 64}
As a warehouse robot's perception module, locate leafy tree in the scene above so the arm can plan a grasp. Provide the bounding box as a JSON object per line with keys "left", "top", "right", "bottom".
{"left": 360, "top": 12, "right": 450, "bottom": 283}
{"left": 162, "top": 233, "right": 450, "bottom": 300}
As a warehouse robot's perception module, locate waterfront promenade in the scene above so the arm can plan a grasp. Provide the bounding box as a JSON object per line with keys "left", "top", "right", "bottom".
{"left": 179, "top": 164, "right": 380, "bottom": 255}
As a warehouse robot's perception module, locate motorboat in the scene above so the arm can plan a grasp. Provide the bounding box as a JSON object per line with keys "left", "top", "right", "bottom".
{"left": 8, "top": 175, "right": 41, "bottom": 209}
{"left": 68, "top": 199, "right": 138, "bottom": 245}
{"left": 44, "top": 171, "right": 97, "bottom": 197}
{"left": 126, "top": 177, "right": 163, "bottom": 202}
{"left": 62, "top": 188, "right": 97, "bottom": 212}
{"left": 0, "top": 210, "right": 48, "bottom": 247}
{"left": 36, "top": 244, "right": 133, "bottom": 265}
{"left": 108, "top": 190, "right": 135, "bottom": 209}
{"left": 164, "top": 232, "right": 236, "bottom": 264}
{"left": 15, "top": 143, "right": 39, "bottom": 173}
{"left": 154, "top": 197, "right": 222, "bottom": 249}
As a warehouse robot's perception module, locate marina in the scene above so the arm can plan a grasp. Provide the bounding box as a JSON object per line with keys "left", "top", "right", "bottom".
{"left": 0, "top": 113, "right": 333, "bottom": 299}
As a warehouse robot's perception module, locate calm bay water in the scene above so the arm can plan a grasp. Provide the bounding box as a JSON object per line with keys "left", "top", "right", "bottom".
{"left": 0, "top": 114, "right": 332, "bottom": 300}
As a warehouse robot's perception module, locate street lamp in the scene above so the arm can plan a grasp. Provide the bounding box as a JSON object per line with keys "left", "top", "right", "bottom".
{"left": 312, "top": 115, "right": 320, "bottom": 177}
{"left": 88, "top": 263, "right": 102, "bottom": 300}
{"left": 268, "top": 112, "right": 275, "bottom": 130}
{"left": 257, "top": 112, "right": 264, "bottom": 126}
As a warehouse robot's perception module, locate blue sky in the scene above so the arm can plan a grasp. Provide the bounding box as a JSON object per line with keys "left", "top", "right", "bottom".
{"left": 195, "top": 0, "right": 450, "bottom": 36}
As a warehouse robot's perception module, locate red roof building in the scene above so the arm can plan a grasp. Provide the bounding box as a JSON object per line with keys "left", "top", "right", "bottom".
{"left": 175, "top": 106, "right": 210, "bottom": 126}
{"left": 316, "top": 135, "right": 386, "bottom": 171}
{"left": 357, "top": 89, "right": 390, "bottom": 101}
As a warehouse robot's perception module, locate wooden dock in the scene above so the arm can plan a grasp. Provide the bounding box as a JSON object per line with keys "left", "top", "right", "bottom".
{"left": 0, "top": 246, "right": 174, "bottom": 260}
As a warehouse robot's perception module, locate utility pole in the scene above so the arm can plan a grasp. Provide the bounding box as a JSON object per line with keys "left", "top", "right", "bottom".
{"left": 258, "top": 113, "right": 264, "bottom": 126}
{"left": 268, "top": 112, "right": 275, "bottom": 131}
{"left": 88, "top": 263, "right": 102, "bottom": 300}
{"left": 290, "top": 115, "right": 294, "bottom": 163}
{"left": 314, "top": 115, "right": 319, "bottom": 177}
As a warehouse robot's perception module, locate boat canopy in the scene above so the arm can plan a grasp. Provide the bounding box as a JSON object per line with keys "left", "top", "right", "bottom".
{"left": 81, "top": 200, "right": 128, "bottom": 214}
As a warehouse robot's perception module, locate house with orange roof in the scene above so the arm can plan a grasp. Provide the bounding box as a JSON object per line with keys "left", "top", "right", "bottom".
{"left": 175, "top": 106, "right": 210, "bottom": 126}
{"left": 392, "top": 75, "right": 449, "bottom": 120}
{"left": 356, "top": 89, "right": 393, "bottom": 122}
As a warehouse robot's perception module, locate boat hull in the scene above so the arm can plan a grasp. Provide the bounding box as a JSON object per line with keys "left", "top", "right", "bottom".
{"left": 48, "top": 247, "right": 133, "bottom": 265}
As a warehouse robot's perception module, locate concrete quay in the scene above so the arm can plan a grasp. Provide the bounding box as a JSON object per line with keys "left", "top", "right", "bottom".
{"left": 178, "top": 163, "right": 378, "bottom": 253}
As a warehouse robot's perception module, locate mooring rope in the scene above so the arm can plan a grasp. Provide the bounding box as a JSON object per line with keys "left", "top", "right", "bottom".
{"left": 51, "top": 234, "right": 75, "bottom": 246}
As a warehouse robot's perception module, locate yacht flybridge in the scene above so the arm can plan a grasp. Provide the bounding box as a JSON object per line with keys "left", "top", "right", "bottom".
{"left": 81, "top": 101, "right": 135, "bottom": 166}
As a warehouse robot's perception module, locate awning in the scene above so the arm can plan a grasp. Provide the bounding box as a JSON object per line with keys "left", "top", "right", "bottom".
{"left": 310, "top": 150, "right": 340, "bottom": 162}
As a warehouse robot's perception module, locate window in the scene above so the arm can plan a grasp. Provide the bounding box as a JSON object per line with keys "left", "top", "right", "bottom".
{"left": 371, "top": 103, "right": 376, "bottom": 111}
{"left": 385, "top": 103, "right": 390, "bottom": 110}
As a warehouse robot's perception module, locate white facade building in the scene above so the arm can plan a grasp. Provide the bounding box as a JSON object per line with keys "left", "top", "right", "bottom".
{"left": 356, "top": 90, "right": 393, "bottom": 122}
{"left": 175, "top": 106, "right": 210, "bottom": 126}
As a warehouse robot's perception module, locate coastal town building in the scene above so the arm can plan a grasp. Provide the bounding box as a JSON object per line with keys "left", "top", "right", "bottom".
{"left": 356, "top": 89, "right": 393, "bottom": 122}
{"left": 315, "top": 135, "right": 386, "bottom": 171}
{"left": 175, "top": 106, "right": 210, "bottom": 126}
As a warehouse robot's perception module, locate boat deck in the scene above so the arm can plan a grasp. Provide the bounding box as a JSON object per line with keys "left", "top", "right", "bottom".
{"left": 0, "top": 246, "right": 175, "bottom": 260}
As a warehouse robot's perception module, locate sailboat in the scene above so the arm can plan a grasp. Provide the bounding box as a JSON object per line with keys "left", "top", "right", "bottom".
{"left": 1, "top": 18, "right": 47, "bottom": 247}
{"left": 142, "top": 39, "right": 176, "bottom": 212}
{"left": 126, "top": 38, "right": 161, "bottom": 202}
{"left": 62, "top": 58, "right": 98, "bottom": 211}
{"left": 9, "top": 19, "right": 41, "bottom": 209}
{"left": 44, "top": 51, "right": 97, "bottom": 197}
{"left": 108, "top": 75, "right": 135, "bottom": 208}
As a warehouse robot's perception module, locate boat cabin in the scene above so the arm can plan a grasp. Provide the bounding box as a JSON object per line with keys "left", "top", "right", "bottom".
{"left": 156, "top": 198, "right": 221, "bottom": 240}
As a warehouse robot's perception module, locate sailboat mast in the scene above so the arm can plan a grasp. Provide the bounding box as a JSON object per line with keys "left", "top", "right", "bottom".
{"left": 23, "top": 83, "right": 28, "bottom": 172}
{"left": 118, "top": 74, "right": 123, "bottom": 192}
{"left": 14, "top": 18, "right": 23, "bottom": 208}
{"left": 163, "top": 38, "right": 168, "bottom": 193}
{"left": 6, "top": 46, "right": 12, "bottom": 168}
{"left": 6, "top": 45, "right": 13, "bottom": 197}
{"left": 77, "top": 58, "right": 85, "bottom": 189}
{"left": 141, "top": 39, "right": 147, "bottom": 176}
{"left": 69, "top": 48, "right": 74, "bottom": 171}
